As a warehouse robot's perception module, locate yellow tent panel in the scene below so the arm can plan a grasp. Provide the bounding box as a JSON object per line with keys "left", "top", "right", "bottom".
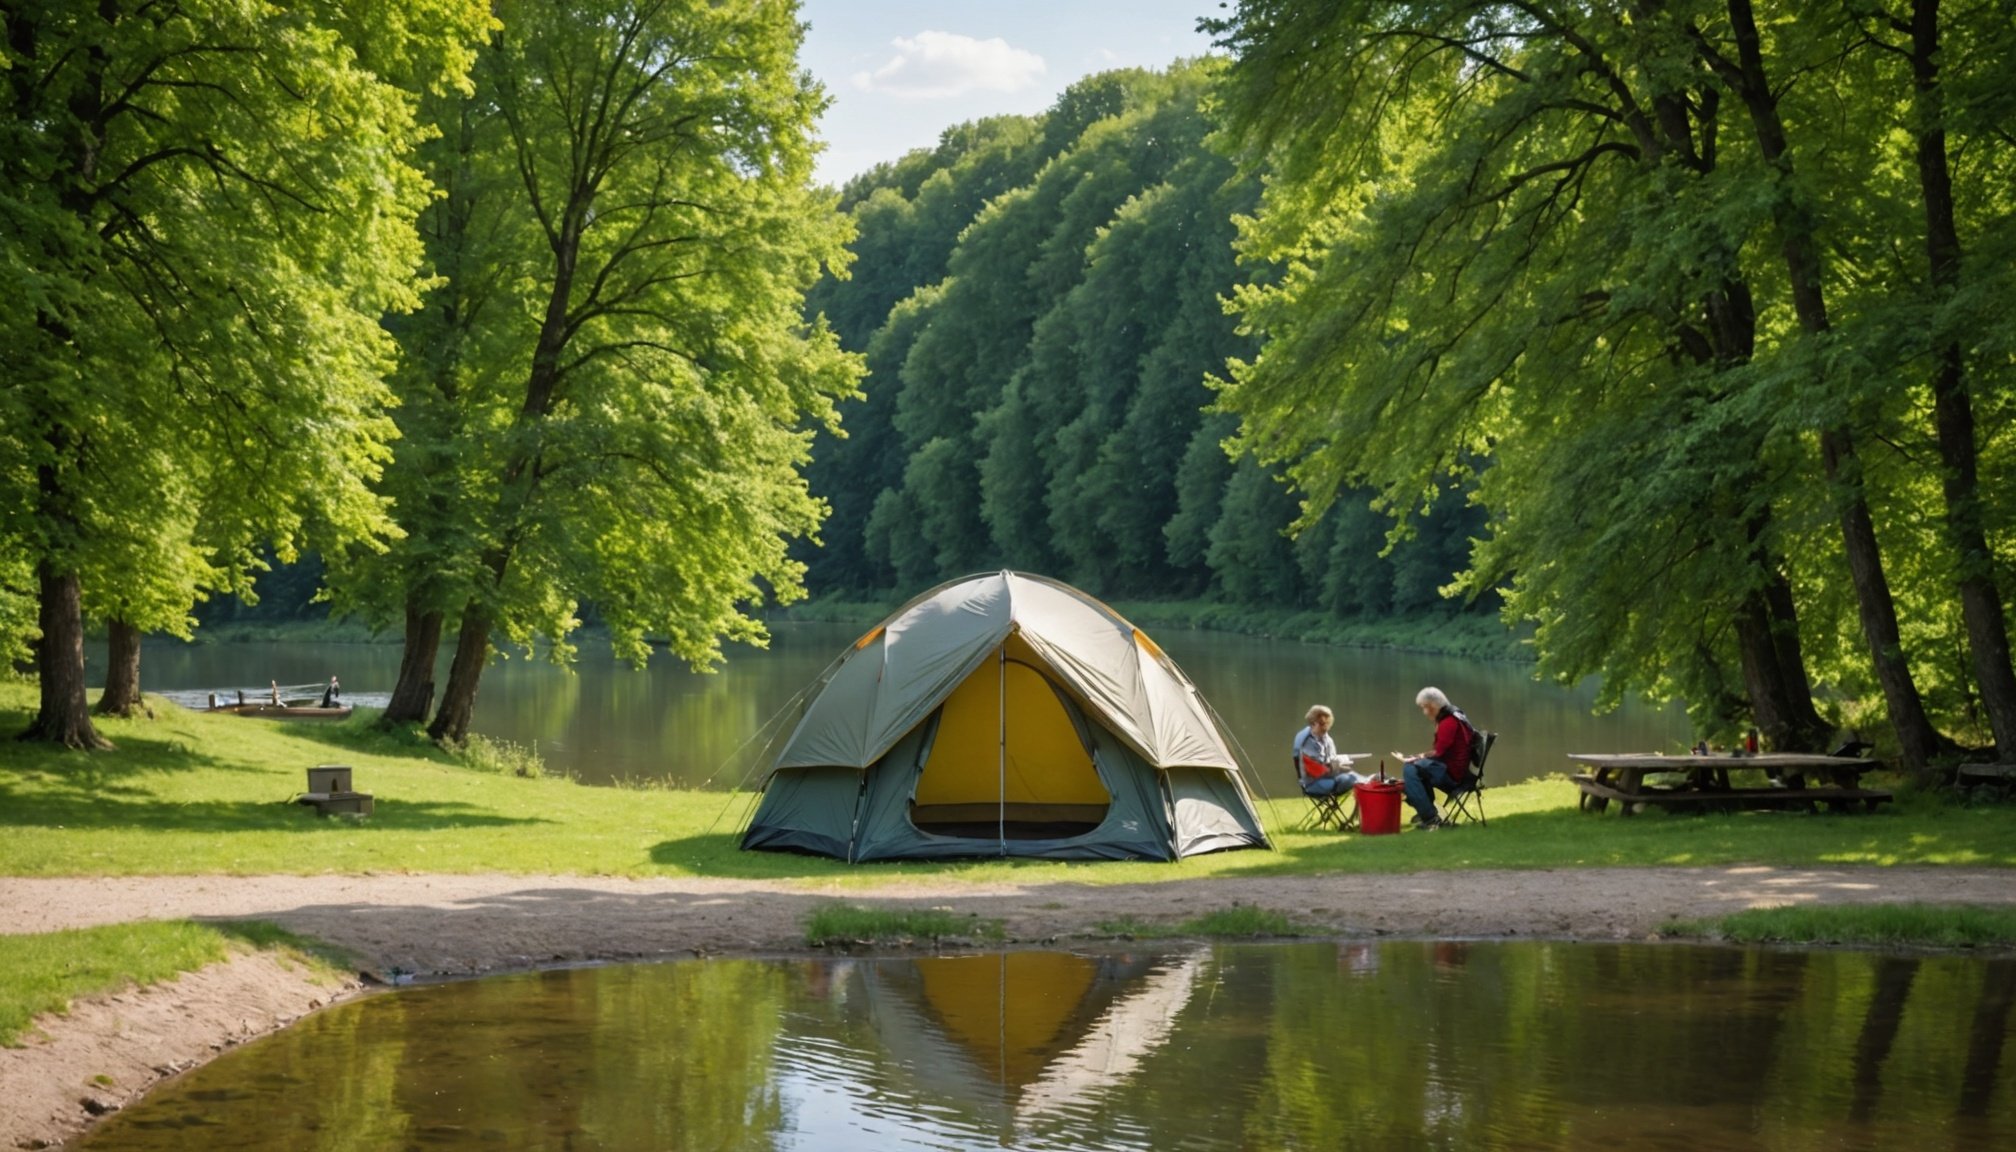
{"left": 915, "top": 635, "right": 1110, "bottom": 826}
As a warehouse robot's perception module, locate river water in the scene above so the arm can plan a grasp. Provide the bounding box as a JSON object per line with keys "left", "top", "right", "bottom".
{"left": 73, "top": 941, "right": 2016, "bottom": 1151}
{"left": 132, "top": 624, "right": 1690, "bottom": 789}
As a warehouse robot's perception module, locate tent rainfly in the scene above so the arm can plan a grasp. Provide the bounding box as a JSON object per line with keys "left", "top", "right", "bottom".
{"left": 740, "top": 571, "right": 1270, "bottom": 861}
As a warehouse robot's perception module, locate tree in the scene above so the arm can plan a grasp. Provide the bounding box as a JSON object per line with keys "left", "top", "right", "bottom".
{"left": 325, "top": 76, "right": 535, "bottom": 725}
{"left": 1, "top": 0, "right": 487, "bottom": 747}
{"left": 1205, "top": 1, "right": 1838, "bottom": 744}
{"left": 408, "top": 0, "right": 860, "bottom": 744}
{"left": 1838, "top": 0, "right": 2016, "bottom": 757}
{"left": 890, "top": 67, "right": 1204, "bottom": 581}
{"left": 1683, "top": 0, "right": 1944, "bottom": 765}
{"left": 799, "top": 118, "right": 1048, "bottom": 591}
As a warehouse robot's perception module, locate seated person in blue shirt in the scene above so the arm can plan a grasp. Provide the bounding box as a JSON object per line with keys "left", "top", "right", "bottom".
{"left": 1293, "top": 705, "right": 1367, "bottom": 796}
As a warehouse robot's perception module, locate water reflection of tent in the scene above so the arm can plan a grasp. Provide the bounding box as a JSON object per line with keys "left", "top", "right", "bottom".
{"left": 851, "top": 950, "right": 1205, "bottom": 1123}
{"left": 741, "top": 571, "right": 1269, "bottom": 861}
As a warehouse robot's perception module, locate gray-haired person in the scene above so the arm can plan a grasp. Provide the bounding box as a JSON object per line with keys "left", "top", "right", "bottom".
{"left": 1391, "top": 686, "right": 1473, "bottom": 829}
{"left": 1293, "top": 705, "right": 1367, "bottom": 797}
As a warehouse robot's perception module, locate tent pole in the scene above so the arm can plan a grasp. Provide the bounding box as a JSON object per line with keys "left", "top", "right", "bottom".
{"left": 998, "top": 644, "right": 1007, "bottom": 857}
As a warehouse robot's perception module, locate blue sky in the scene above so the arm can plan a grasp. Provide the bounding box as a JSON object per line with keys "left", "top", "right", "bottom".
{"left": 798, "top": 0, "right": 1219, "bottom": 185}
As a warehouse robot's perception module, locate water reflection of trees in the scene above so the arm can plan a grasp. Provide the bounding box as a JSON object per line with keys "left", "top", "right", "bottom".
{"left": 71, "top": 943, "right": 2016, "bottom": 1150}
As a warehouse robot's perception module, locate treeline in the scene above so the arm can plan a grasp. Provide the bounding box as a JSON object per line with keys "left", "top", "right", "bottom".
{"left": 799, "top": 61, "right": 1489, "bottom": 619}
{"left": 2, "top": 1, "right": 854, "bottom": 748}
{"left": 1206, "top": 1, "right": 2016, "bottom": 767}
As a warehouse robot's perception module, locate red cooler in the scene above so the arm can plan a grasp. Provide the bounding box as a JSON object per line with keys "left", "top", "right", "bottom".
{"left": 1354, "top": 780, "right": 1404, "bottom": 836}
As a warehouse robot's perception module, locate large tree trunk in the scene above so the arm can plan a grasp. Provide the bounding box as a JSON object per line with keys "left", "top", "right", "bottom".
{"left": 383, "top": 602, "right": 444, "bottom": 726}
{"left": 1819, "top": 430, "right": 1942, "bottom": 769}
{"left": 95, "top": 618, "right": 143, "bottom": 717}
{"left": 416, "top": 212, "right": 579, "bottom": 745}
{"left": 21, "top": 563, "right": 110, "bottom": 749}
{"left": 427, "top": 603, "right": 491, "bottom": 745}
{"left": 1908, "top": 0, "right": 2016, "bottom": 758}
{"left": 1734, "top": 557, "right": 1830, "bottom": 752}
{"left": 1702, "top": 0, "right": 1944, "bottom": 768}
{"left": 1761, "top": 572, "right": 1828, "bottom": 743}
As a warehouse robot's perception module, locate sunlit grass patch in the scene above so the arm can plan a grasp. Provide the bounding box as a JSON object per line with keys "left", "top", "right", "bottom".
{"left": 452, "top": 733, "right": 553, "bottom": 779}
{"left": 1661, "top": 903, "right": 2016, "bottom": 949}
{"left": 5, "top": 682, "right": 2016, "bottom": 882}
{"left": 1097, "top": 905, "right": 1306, "bottom": 939}
{"left": 0, "top": 919, "right": 344, "bottom": 1047}
{"left": 804, "top": 903, "right": 1005, "bottom": 946}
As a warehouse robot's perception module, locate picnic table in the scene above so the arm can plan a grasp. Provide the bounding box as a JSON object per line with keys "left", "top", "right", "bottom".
{"left": 1567, "top": 752, "right": 1891, "bottom": 815}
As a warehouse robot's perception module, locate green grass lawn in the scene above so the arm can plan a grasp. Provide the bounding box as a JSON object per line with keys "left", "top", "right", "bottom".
{"left": 4, "top": 680, "right": 2016, "bottom": 886}
{"left": 5, "top": 678, "right": 2016, "bottom": 1037}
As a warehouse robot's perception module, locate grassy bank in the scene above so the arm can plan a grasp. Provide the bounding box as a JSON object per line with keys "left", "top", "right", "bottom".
{"left": 4, "top": 680, "right": 2016, "bottom": 884}
{"left": 162, "top": 594, "right": 1530, "bottom": 662}
{"left": 5, "top": 679, "right": 2015, "bottom": 1036}
{"left": 780, "top": 595, "right": 1531, "bottom": 662}
{"left": 0, "top": 920, "right": 346, "bottom": 1047}
{"left": 1662, "top": 904, "right": 2016, "bottom": 949}
{"left": 182, "top": 618, "right": 390, "bottom": 644}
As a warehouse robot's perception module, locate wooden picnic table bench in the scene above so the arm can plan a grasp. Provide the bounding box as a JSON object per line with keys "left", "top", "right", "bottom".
{"left": 1567, "top": 752, "right": 1891, "bottom": 816}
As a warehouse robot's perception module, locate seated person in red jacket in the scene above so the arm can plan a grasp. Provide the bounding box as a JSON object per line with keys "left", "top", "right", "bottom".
{"left": 1392, "top": 686, "right": 1472, "bottom": 829}
{"left": 1293, "top": 705, "right": 1366, "bottom": 796}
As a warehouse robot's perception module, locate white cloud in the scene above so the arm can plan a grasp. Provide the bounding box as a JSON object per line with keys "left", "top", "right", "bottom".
{"left": 850, "top": 30, "right": 1046, "bottom": 99}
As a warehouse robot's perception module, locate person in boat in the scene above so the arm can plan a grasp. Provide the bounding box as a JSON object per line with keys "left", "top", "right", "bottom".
{"left": 319, "top": 676, "right": 341, "bottom": 708}
{"left": 1293, "top": 705, "right": 1367, "bottom": 797}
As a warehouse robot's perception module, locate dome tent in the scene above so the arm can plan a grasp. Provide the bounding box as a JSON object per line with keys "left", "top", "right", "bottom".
{"left": 740, "top": 571, "right": 1270, "bottom": 861}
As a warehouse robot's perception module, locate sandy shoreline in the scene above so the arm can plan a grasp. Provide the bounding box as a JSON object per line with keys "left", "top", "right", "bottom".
{"left": 5, "top": 865, "right": 2014, "bottom": 1148}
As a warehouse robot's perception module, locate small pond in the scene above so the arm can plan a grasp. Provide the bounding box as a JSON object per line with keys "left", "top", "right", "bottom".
{"left": 76, "top": 941, "right": 2016, "bottom": 1150}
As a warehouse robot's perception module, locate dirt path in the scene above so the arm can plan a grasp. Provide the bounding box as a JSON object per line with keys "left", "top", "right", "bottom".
{"left": 5, "top": 865, "right": 2013, "bottom": 1148}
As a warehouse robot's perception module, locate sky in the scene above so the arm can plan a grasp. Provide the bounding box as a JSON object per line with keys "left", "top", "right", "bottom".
{"left": 797, "top": 0, "right": 1220, "bottom": 186}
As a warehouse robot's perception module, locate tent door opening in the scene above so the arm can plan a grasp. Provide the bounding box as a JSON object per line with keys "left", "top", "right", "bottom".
{"left": 910, "top": 638, "right": 1110, "bottom": 841}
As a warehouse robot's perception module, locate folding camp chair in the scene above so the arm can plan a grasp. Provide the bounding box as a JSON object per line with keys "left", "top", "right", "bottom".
{"left": 1440, "top": 730, "right": 1497, "bottom": 827}
{"left": 1293, "top": 756, "right": 1359, "bottom": 833}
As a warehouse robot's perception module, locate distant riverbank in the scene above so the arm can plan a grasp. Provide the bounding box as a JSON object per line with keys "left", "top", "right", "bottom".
{"left": 783, "top": 595, "right": 1532, "bottom": 663}
{"left": 170, "top": 598, "right": 1534, "bottom": 662}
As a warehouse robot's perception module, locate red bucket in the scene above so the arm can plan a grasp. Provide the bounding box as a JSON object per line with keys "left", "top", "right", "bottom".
{"left": 1354, "top": 780, "right": 1404, "bottom": 836}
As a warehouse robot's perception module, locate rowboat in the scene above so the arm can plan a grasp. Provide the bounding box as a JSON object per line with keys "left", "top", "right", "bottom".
{"left": 222, "top": 703, "right": 353, "bottom": 720}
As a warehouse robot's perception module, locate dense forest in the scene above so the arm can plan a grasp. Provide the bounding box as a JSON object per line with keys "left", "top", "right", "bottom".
{"left": 6, "top": 1, "right": 2015, "bottom": 773}
{"left": 797, "top": 61, "right": 1485, "bottom": 619}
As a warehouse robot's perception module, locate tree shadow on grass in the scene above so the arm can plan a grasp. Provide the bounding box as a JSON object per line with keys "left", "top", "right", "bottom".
{"left": 648, "top": 833, "right": 857, "bottom": 880}
{"left": 1, "top": 728, "right": 268, "bottom": 785}
{"left": 0, "top": 779, "right": 548, "bottom": 834}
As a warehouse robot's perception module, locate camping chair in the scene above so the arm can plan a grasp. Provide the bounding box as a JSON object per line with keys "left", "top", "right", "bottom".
{"left": 1440, "top": 730, "right": 1497, "bottom": 827}
{"left": 1292, "top": 755, "right": 1358, "bottom": 833}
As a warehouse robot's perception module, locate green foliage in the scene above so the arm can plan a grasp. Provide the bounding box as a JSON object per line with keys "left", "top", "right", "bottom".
{"left": 1107, "top": 601, "right": 1530, "bottom": 663}
{"left": 1204, "top": 1, "right": 2016, "bottom": 749}
{"left": 0, "top": 553, "right": 33, "bottom": 672}
{"left": 804, "top": 903, "right": 1005, "bottom": 946}
{"left": 0, "top": 0, "right": 493, "bottom": 641}
{"left": 451, "top": 733, "right": 551, "bottom": 780}
{"left": 1664, "top": 904, "right": 2016, "bottom": 949}
{"left": 801, "top": 58, "right": 1489, "bottom": 628}
{"left": 317, "top": 0, "right": 865, "bottom": 743}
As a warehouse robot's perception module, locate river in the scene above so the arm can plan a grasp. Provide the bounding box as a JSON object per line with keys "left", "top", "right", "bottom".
{"left": 131, "top": 622, "right": 1690, "bottom": 789}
